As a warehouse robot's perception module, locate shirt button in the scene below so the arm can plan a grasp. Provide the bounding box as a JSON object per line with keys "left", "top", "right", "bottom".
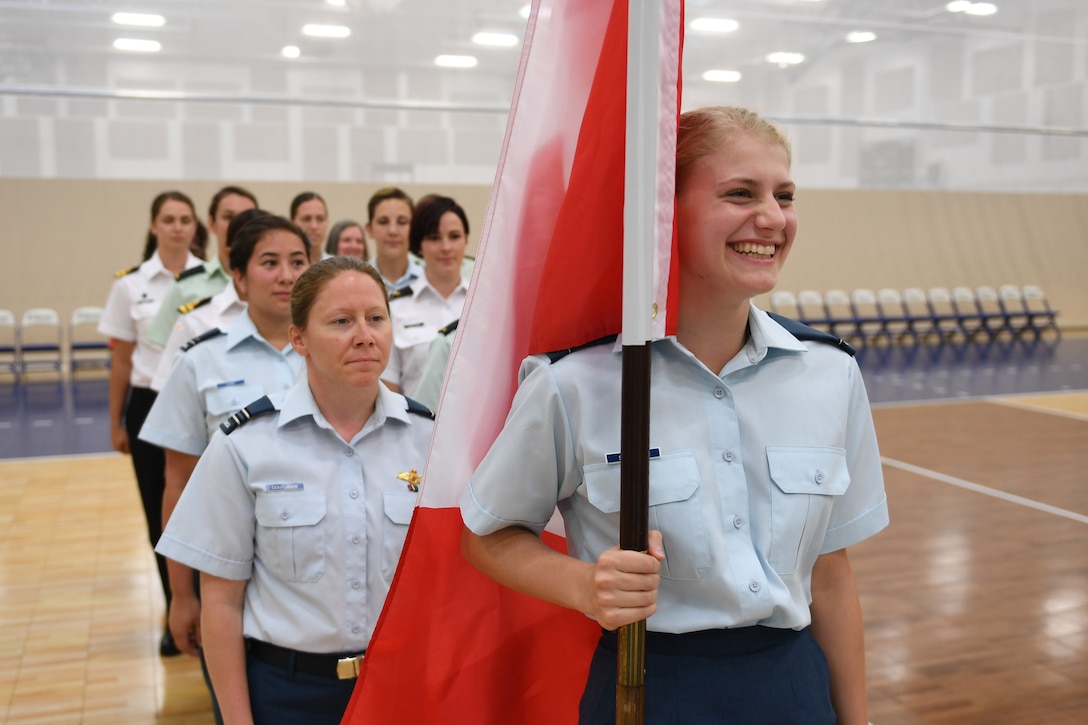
{"left": 351, "top": 624, "right": 361, "bottom": 634}
{"left": 350, "top": 489, "right": 359, "bottom": 499}
{"left": 814, "top": 470, "right": 825, "bottom": 484}
{"left": 345, "top": 448, "right": 354, "bottom": 457}
{"left": 748, "top": 580, "right": 762, "bottom": 593}
{"left": 732, "top": 516, "right": 744, "bottom": 529}
{"left": 351, "top": 580, "right": 361, "bottom": 589}
{"left": 280, "top": 510, "right": 289, "bottom": 520}
{"left": 713, "top": 387, "right": 726, "bottom": 399}
{"left": 722, "top": 449, "right": 735, "bottom": 462}
{"left": 351, "top": 535, "right": 360, "bottom": 544}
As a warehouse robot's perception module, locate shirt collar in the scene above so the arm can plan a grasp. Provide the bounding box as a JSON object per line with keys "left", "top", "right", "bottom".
{"left": 143, "top": 250, "right": 202, "bottom": 280}
{"left": 276, "top": 378, "right": 411, "bottom": 438}
{"left": 411, "top": 274, "right": 469, "bottom": 301}
{"left": 213, "top": 283, "right": 244, "bottom": 314}
{"left": 370, "top": 257, "right": 424, "bottom": 291}
{"left": 204, "top": 256, "right": 227, "bottom": 278}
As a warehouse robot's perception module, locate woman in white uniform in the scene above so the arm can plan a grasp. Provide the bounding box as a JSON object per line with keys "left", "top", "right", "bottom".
{"left": 382, "top": 195, "right": 470, "bottom": 397}
{"left": 157, "top": 257, "right": 434, "bottom": 725}
{"left": 460, "top": 107, "right": 888, "bottom": 724}
{"left": 98, "top": 190, "right": 205, "bottom": 656}
{"left": 140, "top": 212, "right": 311, "bottom": 659}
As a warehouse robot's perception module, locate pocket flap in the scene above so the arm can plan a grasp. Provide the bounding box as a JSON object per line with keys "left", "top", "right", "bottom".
{"left": 255, "top": 491, "right": 326, "bottom": 527}
{"left": 767, "top": 446, "right": 849, "bottom": 496}
{"left": 584, "top": 451, "right": 700, "bottom": 513}
{"left": 205, "top": 383, "right": 265, "bottom": 416}
{"left": 383, "top": 492, "right": 417, "bottom": 525}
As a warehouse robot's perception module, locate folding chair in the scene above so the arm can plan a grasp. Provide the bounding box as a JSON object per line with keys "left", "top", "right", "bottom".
{"left": 997, "top": 285, "right": 1034, "bottom": 339}
{"left": 850, "top": 289, "right": 889, "bottom": 346}
{"left": 19, "top": 307, "right": 63, "bottom": 374}
{"left": 0, "top": 309, "right": 18, "bottom": 378}
{"left": 975, "top": 286, "right": 1014, "bottom": 340}
{"left": 951, "top": 287, "right": 991, "bottom": 342}
{"left": 876, "top": 288, "right": 917, "bottom": 344}
{"left": 823, "top": 289, "right": 858, "bottom": 342}
{"left": 1020, "top": 285, "right": 1061, "bottom": 341}
{"left": 925, "top": 287, "right": 963, "bottom": 342}
{"left": 769, "top": 290, "right": 801, "bottom": 320}
{"left": 797, "top": 290, "right": 831, "bottom": 331}
{"left": 902, "top": 288, "right": 940, "bottom": 343}
{"left": 69, "top": 306, "right": 112, "bottom": 373}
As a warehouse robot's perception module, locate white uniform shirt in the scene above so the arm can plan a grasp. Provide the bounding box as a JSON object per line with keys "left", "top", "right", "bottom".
{"left": 139, "top": 310, "right": 303, "bottom": 456}
{"left": 370, "top": 255, "right": 424, "bottom": 293}
{"left": 150, "top": 284, "right": 247, "bottom": 391}
{"left": 461, "top": 305, "right": 889, "bottom": 634}
{"left": 384, "top": 276, "right": 468, "bottom": 397}
{"left": 98, "top": 251, "right": 203, "bottom": 388}
{"left": 157, "top": 380, "right": 433, "bottom": 653}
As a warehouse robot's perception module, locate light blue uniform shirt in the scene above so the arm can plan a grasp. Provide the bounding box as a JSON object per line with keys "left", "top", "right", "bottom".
{"left": 461, "top": 305, "right": 889, "bottom": 634}
{"left": 139, "top": 310, "right": 302, "bottom": 456}
{"left": 157, "top": 380, "right": 433, "bottom": 653}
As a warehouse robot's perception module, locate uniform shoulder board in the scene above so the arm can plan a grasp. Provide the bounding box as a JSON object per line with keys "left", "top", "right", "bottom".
{"left": 388, "top": 286, "right": 414, "bottom": 301}
{"left": 766, "top": 312, "right": 856, "bottom": 357}
{"left": 546, "top": 334, "right": 618, "bottom": 364}
{"left": 438, "top": 319, "right": 459, "bottom": 336}
{"left": 114, "top": 264, "right": 140, "bottom": 278}
{"left": 178, "top": 296, "right": 213, "bottom": 315}
{"left": 404, "top": 397, "right": 435, "bottom": 420}
{"left": 179, "top": 328, "right": 225, "bottom": 352}
{"left": 175, "top": 264, "right": 207, "bottom": 281}
{"left": 219, "top": 396, "right": 278, "bottom": 435}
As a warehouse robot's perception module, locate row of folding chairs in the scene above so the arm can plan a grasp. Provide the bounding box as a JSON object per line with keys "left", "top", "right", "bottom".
{"left": 770, "top": 285, "right": 1061, "bottom": 347}
{"left": 0, "top": 306, "right": 112, "bottom": 379}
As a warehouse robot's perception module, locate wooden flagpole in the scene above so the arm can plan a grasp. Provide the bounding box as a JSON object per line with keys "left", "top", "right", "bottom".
{"left": 616, "top": 1, "right": 664, "bottom": 722}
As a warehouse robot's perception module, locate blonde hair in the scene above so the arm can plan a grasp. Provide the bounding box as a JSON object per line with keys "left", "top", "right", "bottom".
{"left": 676, "top": 106, "right": 792, "bottom": 192}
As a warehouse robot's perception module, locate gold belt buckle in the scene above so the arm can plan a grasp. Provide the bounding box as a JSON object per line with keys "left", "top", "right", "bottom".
{"left": 336, "top": 655, "right": 362, "bottom": 680}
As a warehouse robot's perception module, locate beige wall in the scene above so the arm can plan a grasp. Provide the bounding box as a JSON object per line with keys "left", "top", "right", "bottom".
{"left": 2, "top": 179, "right": 1085, "bottom": 333}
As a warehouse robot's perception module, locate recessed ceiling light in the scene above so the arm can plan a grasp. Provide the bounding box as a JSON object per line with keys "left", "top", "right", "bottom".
{"left": 519, "top": 5, "right": 531, "bottom": 19}
{"left": 846, "top": 31, "right": 877, "bottom": 43}
{"left": 946, "top": 0, "right": 972, "bottom": 10}
{"left": 965, "top": 2, "right": 998, "bottom": 15}
{"left": 690, "top": 18, "right": 739, "bottom": 33}
{"left": 302, "top": 24, "right": 351, "bottom": 38}
{"left": 767, "top": 51, "right": 805, "bottom": 67}
{"left": 113, "top": 38, "right": 161, "bottom": 53}
{"left": 111, "top": 12, "right": 165, "bottom": 27}
{"left": 282, "top": 45, "right": 301, "bottom": 59}
{"left": 702, "top": 70, "right": 742, "bottom": 83}
{"left": 435, "top": 54, "right": 478, "bottom": 68}
{"left": 472, "top": 32, "right": 519, "bottom": 47}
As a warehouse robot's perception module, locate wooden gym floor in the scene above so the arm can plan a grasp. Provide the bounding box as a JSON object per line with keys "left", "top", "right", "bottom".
{"left": 1, "top": 391, "right": 1086, "bottom": 722}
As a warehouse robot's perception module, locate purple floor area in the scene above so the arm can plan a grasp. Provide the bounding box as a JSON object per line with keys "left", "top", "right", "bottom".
{"left": 1, "top": 338, "right": 1086, "bottom": 460}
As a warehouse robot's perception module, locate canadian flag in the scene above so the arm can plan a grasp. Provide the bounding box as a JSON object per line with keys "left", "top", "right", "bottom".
{"left": 342, "top": 1, "right": 682, "bottom": 722}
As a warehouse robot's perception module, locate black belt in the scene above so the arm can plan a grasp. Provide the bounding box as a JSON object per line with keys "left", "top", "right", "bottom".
{"left": 246, "top": 639, "right": 365, "bottom": 680}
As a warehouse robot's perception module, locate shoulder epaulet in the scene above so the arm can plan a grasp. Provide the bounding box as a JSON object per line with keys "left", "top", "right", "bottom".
{"left": 114, "top": 264, "right": 139, "bottom": 278}
{"left": 178, "top": 296, "right": 213, "bottom": 315}
{"left": 179, "top": 328, "right": 225, "bottom": 352}
{"left": 767, "top": 312, "right": 856, "bottom": 357}
{"left": 176, "top": 264, "right": 206, "bottom": 281}
{"left": 389, "top": 286, "right": 414, "bottom": 301}
{"left": 404, "top": 397, "right": 435, "bottom": 420}
{"left": 219, "top": 396, "right": 277, "bottom": 435}
{"left": 546, "top": 334, "right": 618, "bottom": 364}
{"left": 438, "top": 319, "right": 459, "bottom": 336}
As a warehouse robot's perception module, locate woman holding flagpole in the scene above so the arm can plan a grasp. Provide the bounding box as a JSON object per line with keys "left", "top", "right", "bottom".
{"left": 461, "top": 106, "right": 888, "bottom": 724}
{"left": 157, "top": 257, "right": 434, "bottom": 725}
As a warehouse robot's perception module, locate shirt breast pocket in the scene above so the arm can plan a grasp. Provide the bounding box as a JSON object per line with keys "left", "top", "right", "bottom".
{"left": 583, "top": 451, "right": 709, "bottom": 581}
{"left": 254, "top": 491, "right": 326, "bottom": 583}
{"left": 380, "top": 493, "right": 417, "bottom": 582}
{"left": 766, "top": 446, "right": 850, "bottom": 576}
{"left": 204, "top": 383, "right": 265, "bottom": 417}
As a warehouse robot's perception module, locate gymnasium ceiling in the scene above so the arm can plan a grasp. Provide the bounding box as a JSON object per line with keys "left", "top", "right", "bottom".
{"left": 1, "top": 0, "right": 1083, "bottom": 109}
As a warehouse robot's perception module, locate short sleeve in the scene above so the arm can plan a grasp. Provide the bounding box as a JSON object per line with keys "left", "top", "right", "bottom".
{"left": 139, "top": 353, "right": 210, "bottom": 456}
{"left": 97, "top": 279, "right": 135, "bottom": 341}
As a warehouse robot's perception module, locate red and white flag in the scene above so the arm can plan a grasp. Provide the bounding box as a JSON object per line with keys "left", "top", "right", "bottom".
{"left": 342, "top": 1, "right": 682, "bottom": 722}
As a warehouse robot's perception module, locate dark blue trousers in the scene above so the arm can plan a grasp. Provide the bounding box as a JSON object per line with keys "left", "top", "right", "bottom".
{"left": 245, "top": 654, "right": 356, "bottom": 725}
{"left": 579, "top": 626, "right": 836, "bottom": 724}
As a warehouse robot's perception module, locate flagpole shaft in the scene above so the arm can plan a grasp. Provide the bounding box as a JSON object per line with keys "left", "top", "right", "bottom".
{"left": 617, "top": 343, "right": 651, "bottom": 724}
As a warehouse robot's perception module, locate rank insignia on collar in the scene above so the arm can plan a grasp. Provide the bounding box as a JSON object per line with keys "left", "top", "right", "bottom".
{"left": 397, "top": 469, "right": 422, "bottom": 492}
